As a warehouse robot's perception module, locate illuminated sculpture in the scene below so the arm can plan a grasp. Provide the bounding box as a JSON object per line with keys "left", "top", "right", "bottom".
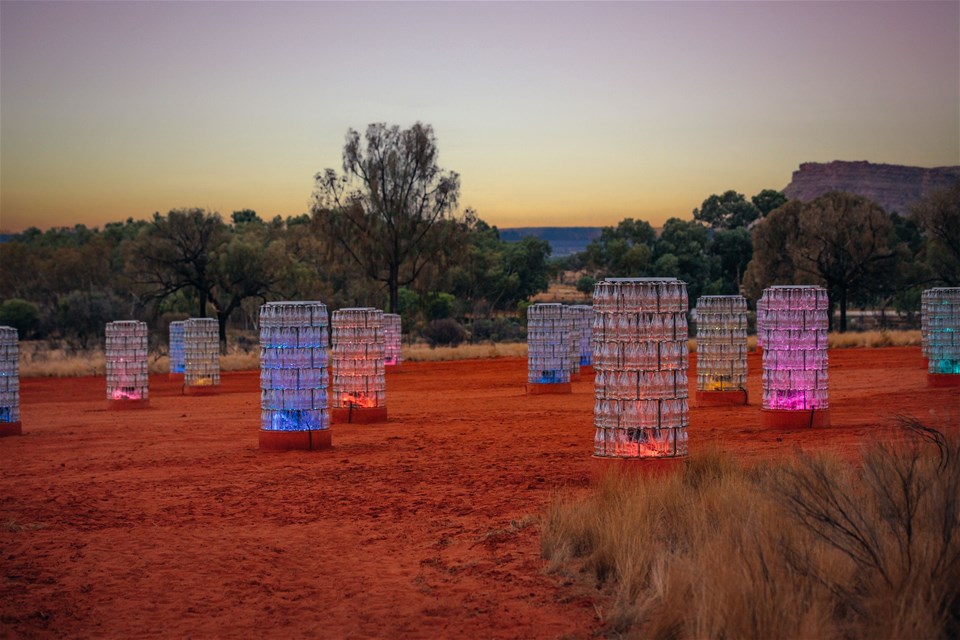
{"left": 259, "top": 301, "right": 331, "bottom": 450}
{"left": 105, "top": 320, "right": 149, "bottom": 408}
{"left": 526, "top": 303, "right": 572, "bottom": 394}
{"left": 562, "top": 306, "right": 582, "bottom": 381}
{"left": 169, "top": 320, "right": 185, "bottom": 375}
{"left": 0, "top": 326, "right": 21, "bottom": 436}
{"left": 922, "top": 287, "right": 960, "bottom": 386}
{"left": 383, "top": 313, "right": 402, "bottom": 368}
{"left": 331, "top": 308, "right": 387, "bottom": 423}
{"left": 184, "top": 318, "right": 220, "bottom": 394}
{"left": 570, "top": 304, "right": 594, "bottom": 372}
{"left": 694, "top": 295, "right": 748, "bottom": 406}
{"left": 593, "top": 278, "right": 689, "bottom": 459}
{"left": 759, "top": 285, "right": 829, "bottom": 428}
{"left": 755, "top": 292, "right": 768, "bottom": 351}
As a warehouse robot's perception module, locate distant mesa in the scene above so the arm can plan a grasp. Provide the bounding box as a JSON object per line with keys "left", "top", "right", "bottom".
{"left": 498, "top": 227, "right": 603, "bottom": 257}
{"left": 782, "top": 160, "right": 960, "bottom": 215}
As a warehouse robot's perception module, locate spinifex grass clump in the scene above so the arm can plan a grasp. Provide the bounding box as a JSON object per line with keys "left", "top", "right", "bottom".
{"left": 695, "top": 295, "right": 747, "bottom": 396}
{"left": 592, "top": 278, "right": 689, "bottom": 459}
{"left": 541, "top": 425, "right": 960, "bottom": 640}
{"left": 383, "top": 313, "right": 402, "bottom": 367}
{"left": 0, "top": 326, "right": 21, "bottom": 435}
{"left": 259, "top": 301, "right": 329, "bottom": 436}
{"left": 526, "top": 303, "right": 572, "bottom": 390}
{"left": 169, "top": 320, "right": 185, "bottom": 374}
{"left": 760, "top": 285, "right": 829, "bottom": 427}
{"left": 184, "top": 317, "right": 220, "bottom": 390}
{"left": 922, "top": 287, "right": 960, "bottom": 378}
{"left": 105, "top": 320, "right": 149, "bottom": 406}
{"left": 570, "top": 304, "right": 594, "bottom": 367}
{"left": 331, "top": 308, "right": 386, "bottom": 419}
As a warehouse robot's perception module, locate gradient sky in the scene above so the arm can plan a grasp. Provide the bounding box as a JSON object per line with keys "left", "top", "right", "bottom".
{"left": 1, "top": 1, "right": 958, "bottom": 233}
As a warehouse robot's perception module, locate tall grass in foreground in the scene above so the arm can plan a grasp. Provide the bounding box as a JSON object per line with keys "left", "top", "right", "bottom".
{"left": 541, "top": 421, "right": 960, "bottom": 639}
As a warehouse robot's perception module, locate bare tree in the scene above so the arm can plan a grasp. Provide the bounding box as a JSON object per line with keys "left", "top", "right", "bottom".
{"left": 311, "top": 123, "right": 465, "bottom": 313}
{"left": 912, "top": 180, "right": 960, "bottom": 285}
{"left": 792, "top": 193, "right": 897, "bottom": 332}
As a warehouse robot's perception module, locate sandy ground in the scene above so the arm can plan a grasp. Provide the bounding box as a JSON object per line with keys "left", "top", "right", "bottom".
{"left": 2, "top": 347, "right": 957, "bottom": 639}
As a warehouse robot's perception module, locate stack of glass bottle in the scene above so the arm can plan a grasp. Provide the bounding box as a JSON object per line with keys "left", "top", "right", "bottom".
{"left": 570, "top": 305, "right": 594, "bottom": 367}
{"left": 562, "top": 306, "right": 581, "bottom": 379}
{"left": 527, "top": 303, "right": 571, "bottom": 384}
{"left": 184, "top": 318, "right": 220, "bottom": 388}
{"left": 0, "top": 327, "right": 20, "bottom": 426}
{"left": 105, "top": 320, "right": 149, "bottom": 401}
{"left": 695, "top": 295, "right": 748, "bottom": 392}
{"left": 756, "top": 292, "right": 768, "bottom": 350}
{"left": 383, "top": 313, "right": 402, "bottom": 367}
{"left": 259, "top": 301, "right": 329, "bottom": 432}
{"left": 593, "top": 278, "right": 689, "bottom": 459}
{"left": 169, "top": 321, "right": 185, "bottom": 374}
{"left": 759, "top": 286, "right": 829, "bottom": 411}
{"left": 331, "top": 308, "right": 386, "bottom": 410}
{"left": 922, "top": 287, "right": 960, "bottom": 375}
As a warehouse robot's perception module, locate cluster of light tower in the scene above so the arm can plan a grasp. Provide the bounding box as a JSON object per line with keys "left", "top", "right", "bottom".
{"left": 1, "top": 284, "right": 955, "bottom": 456}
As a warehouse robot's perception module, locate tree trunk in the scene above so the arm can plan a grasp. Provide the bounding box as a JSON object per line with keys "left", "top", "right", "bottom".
{"left": 839, "top": 288, "right": 848, "bottom": 333}
{"left": 388, "top": 263, "right": 400, "bottom": 313}
{"left": 217, "top": 310, "right": 229, "bottom": 354}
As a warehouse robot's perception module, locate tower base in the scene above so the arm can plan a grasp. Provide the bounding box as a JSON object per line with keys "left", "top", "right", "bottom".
{"left": 259, "top": 428, "right": 332, "bottom": 451}
{"left": 928, "top": 373, "right": 960, "bottom": 388}
{"left": 579, "top": 365, "right": 595, "bottom": 375}
{"left": 761, "top": 408, "right": 830, "bottom": 429}
{"left": 107, "top": 398, "right": 150, "bottom": 410}
{"left": 696, "top": 389, "right": 749, "bottom": 407}
{"left": 184, "top": 384, "right": 219, "bottom": 396}
{"left": 0, "top": 422, "right": 22, "bottom": 437}
{"left": 526, "top": 382, "right": 572, "bottom": 395}
{"left": 590, "top": 455, "right": 684, "bottom": 479}
{"left": 331, "top": 406, "right": 388, "bottom": 424}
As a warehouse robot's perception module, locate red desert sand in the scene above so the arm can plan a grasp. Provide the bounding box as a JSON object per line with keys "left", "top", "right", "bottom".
{"left": 2, "top": 347, "right": 957, "bottom": 638}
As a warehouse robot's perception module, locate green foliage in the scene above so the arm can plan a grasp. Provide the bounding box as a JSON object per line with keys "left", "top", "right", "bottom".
{"left": 693, "top": 190, "right": 761, "bottom": 229}
{"left": 0, "top": 298, "right": 40, "bottom": 338}
{"left": 751, "top": 189, "right": 788, "bottom": 217}
{"left": 231, "top": 209, "right": 262, "bottom": 226}
{"left": 576, "top": 275, "right": 597, "bottom": 295}
{"left": 423, "top": 292, "right": 456, "bottom": 321}
{"left": 911, "top": 180, "right": 960, "bottom": 286}
{"left": 422, "top": 318, "right": 466, "bottom": 347}
{"left": 469, "top": 317, "right": 523, "bottom": 342}
{"left": 57, "top": 289, "right": 126, "bottom": 348}
{"left": 449, "top": 220, "right": 551, "bottom": 311}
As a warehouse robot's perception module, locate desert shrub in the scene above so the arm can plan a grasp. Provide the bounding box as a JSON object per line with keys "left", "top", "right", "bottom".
{"left": 541, "top": 421, "right": 960, "bottom": 639}
{"left": 0, "top": 298, "right": 41, "bottom": 338}
{"left": 576, "top": 275, "right": 597, "bottom": 295}
{"left": 423, "top": 292, "right": 456, "bottom": 321}
{"left": 422, "top": 318, "right": 466, "bottom": 347}
{"left": 470, "top": 318, "right": 524, "bottom": 343}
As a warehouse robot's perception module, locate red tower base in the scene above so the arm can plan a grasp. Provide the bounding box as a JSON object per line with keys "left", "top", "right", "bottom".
{"left": 184, "top": 384, "right": 219, "bottom": 396}
{"left": 928, "top": 373, "right": 960, "bottom": 388}
{"left": 570, "top": 372, "right": 582, "bottom": 382}
{"left": 590, "top": 455, "right": 685, "bottom": 479}
{"left": 168, "top": 373, "right": 183, "bottom": 380}
{"left": 762, "top": 408, "right": 830, "bottom": 429}
{"left": 259, "top": 428, "right": 332, "bottom": 451}
{"left": 526, "top": 382, "right": 572, "bottom": 395}
{"left": 579, "top": 365, "right": 595, "bottom": 375}
{"left": 696, "top": 389, "right": 749, "bottom": 407}
{"left": 386, "top": 364, "right": 403, "bottom": 373}
{"left": 0, "top": 422, "right": 22, "bottom": 437}
{"left": 107, "top": 398, "right": 150, "bottom": 410}
{"left": 331, "top": 406, "right": 388, "bottom": 424}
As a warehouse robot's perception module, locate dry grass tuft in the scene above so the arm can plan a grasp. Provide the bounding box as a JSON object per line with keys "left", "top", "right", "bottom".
{"left": 402, "top": 342, "right": 527, "bottom": 362}
{"left": 541, "top": 423, "right": 960, "bottom": 639}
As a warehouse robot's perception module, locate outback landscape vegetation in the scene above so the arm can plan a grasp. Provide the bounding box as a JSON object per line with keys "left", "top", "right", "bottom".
{"left": 2, "top": 1, "right": 959, "bottom": 639}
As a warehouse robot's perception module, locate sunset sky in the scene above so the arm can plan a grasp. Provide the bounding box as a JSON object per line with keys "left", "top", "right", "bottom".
{"left": 1, "top": 1, "right": 958, "bottom": 233}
